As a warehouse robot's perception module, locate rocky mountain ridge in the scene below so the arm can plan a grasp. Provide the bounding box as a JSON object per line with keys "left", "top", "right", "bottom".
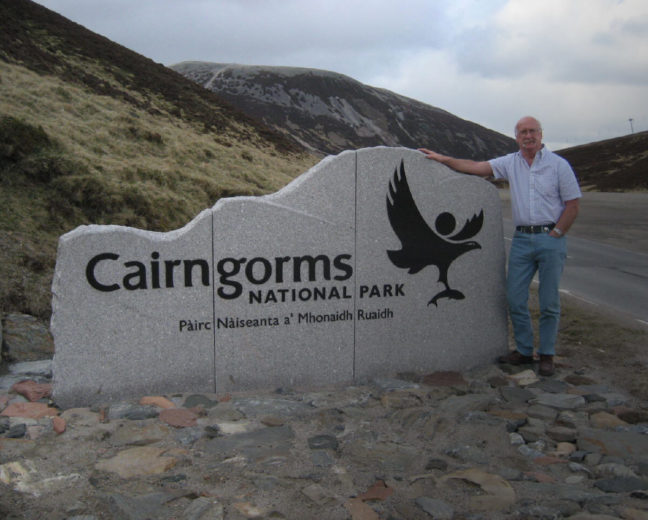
{"left": 171, "top": 61, "right": 517, "bottom": 158}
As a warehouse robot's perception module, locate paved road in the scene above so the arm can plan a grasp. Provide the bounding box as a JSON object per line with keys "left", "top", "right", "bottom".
{"left": 502, "top": 218, "right": 648, "bottom": 327}
{"left": 499, "top": 191, "right": 648, "bottom": 328}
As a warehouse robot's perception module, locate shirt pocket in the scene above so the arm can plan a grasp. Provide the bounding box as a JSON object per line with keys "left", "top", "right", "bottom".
{"left": 535, "top": 169, "right": 559, "bottom": 199}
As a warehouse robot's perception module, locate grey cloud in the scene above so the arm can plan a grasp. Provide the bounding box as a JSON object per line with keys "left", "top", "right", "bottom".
{"left": 42, "top": 0, "right": 448, "bottom": 66}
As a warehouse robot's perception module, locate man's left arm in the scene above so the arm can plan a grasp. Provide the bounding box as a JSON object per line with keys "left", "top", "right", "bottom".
{"left": 549, "top": 199, "right": 579, "bottom": 237}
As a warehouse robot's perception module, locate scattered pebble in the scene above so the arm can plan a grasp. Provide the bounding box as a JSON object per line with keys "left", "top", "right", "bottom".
{"left": 1, "top": 358, "right": 647, "bottom": 519}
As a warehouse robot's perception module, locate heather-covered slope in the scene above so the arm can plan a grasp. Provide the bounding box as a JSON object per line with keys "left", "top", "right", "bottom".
{"left": 0, "top": 0, "right": 316, "bottom": 319}
{"left": 557, "top": 131, "right": 648, "bottom": 191}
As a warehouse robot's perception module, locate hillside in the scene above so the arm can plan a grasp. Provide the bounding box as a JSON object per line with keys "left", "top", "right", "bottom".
{"left": 171, "top": 62, "right": 517, "bottom": 158}
{"left": 1, "top": 0, "right": 644, "bottom": 324}
{"left": 0, "top": 0, "right": 317, "bottom": 320}
{"left": 557, "top": 131, "right": 648, "bottom": 191}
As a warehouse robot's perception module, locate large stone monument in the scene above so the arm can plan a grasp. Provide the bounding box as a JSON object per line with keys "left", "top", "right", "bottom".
{"left": 51, "top": 147, "right": 507, "bottom": 407}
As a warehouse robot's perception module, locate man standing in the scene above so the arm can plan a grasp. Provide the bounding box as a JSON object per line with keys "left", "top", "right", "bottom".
{"left": 419, "top": 116, "right": 581, "bottom": 376}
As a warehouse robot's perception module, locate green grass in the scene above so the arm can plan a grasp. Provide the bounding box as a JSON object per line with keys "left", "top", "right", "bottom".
{"left": 0, "top": 62, "right": 318, "bottom": 319}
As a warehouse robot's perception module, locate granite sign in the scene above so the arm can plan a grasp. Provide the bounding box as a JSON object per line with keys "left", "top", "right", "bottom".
{"left": 51, "top": 147, "right": 508, "bottom": 407}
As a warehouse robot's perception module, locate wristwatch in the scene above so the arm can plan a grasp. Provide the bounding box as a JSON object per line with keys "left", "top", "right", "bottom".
{"left": 553, "top": 227, "right": 563, "bottom": 236}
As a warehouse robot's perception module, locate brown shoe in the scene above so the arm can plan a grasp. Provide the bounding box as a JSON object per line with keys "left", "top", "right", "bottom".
{"left": 498, "top": 350, "right": 534, "bottom": 365}
{"left": 539, "top": 355, "right": 555, "bottom": 376}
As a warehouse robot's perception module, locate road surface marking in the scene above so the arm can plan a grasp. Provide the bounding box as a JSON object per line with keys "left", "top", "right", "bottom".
{"left": 559, "top": 289, "right": 599, "bottom": 306}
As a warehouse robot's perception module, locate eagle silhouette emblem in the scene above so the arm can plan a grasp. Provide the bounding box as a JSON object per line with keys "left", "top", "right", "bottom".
{"left": 386, "top": 160, "right": 484, "bottom": 306}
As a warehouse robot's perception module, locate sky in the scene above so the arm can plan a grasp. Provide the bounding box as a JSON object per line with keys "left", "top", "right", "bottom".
{"left": 35, "top": 0, "right": 648, "bottom": 151}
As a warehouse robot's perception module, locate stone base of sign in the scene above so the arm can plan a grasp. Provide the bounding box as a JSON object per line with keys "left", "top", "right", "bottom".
{"left": 51, "top": 147, "right": 508, "bottom": 407}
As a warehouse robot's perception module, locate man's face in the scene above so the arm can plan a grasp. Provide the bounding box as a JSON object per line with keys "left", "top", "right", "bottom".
{"left": 515, "top": 118, "right": 543, "bottom": 154}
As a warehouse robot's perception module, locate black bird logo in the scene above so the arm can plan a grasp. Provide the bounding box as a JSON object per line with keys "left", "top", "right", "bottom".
{"left": 386, "top": 160, "right": 484, "bottom": 306}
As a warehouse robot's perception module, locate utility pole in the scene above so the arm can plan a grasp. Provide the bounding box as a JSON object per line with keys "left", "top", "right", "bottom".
{"left": 629, "top": 118, "right": 634, "bottom": 133}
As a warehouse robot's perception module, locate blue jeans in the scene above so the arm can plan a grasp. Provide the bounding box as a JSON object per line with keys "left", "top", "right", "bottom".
{"left": 507, "top": 231, "right": 567, "bottom": 356}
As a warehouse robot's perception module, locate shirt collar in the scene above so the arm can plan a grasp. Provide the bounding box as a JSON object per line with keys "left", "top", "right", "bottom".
{"left": 517, "top": 144, "right": 546, "bottom": 163}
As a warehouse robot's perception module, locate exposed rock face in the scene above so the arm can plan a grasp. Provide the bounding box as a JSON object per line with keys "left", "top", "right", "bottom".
{"left": 171, "top": 62, "right": 517, "bottom": 158}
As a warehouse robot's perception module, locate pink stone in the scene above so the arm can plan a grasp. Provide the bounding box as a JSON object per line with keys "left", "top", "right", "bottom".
{"left": 524, "top": 471, "right": 556, "bottom": 483}
{"left": 357, "top": 480, "right": 393, "bottom": 501}
{"left": 11, "top": 380, "right": 52, "bottom": 402}
{"left": 140, "top": 396, "right": 176, "bottom": 409}
{"left": 52, "top": 416, "right": 66, "bottom": 434}
{"left": 1, "top": 402, "right": 59, "bottom": 419}
{"left": 159, "top": 408, "right": 198, "bottom": 428}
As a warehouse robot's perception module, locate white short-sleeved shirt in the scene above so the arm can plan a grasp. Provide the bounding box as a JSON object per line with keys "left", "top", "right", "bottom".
{"left": 489, "top": 147, "right": 582, "bottom": 227}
